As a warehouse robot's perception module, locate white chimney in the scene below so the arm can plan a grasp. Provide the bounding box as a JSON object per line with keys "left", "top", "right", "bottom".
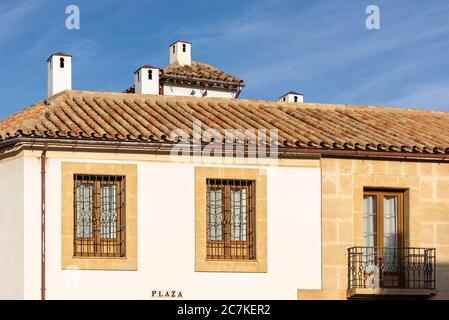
{"left": 279, "top": 91, "right": 304, "bottom": 103}
{"left": 134, "top": 65, "right": 160, "bottom": 95}
{"left": 169, "top": 40, "right": 191, "bottom": 66}
{"left": 47, "top": 52, "right": 72, "bottom": 97}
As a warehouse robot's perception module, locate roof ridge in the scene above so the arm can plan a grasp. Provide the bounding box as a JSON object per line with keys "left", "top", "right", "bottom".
{"left": 2, "top": 89, "right": 449, "bottom": 155}
{"left": 43, "top": 90, "right": 449, "bottom": 114}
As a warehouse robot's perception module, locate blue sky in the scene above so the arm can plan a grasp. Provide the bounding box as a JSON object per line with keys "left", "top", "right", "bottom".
{"left": 0, "top": 0, "right": 449, "bottom": 119}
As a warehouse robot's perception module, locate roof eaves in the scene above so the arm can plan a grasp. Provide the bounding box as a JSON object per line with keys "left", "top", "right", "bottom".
{"left": 161, "top": 73, "right": 244, "bottom": 88}
{"left": 168, "top": 39, "right": 192, "bottom": 47}
{"left": 134, "top": 65, "right": 161, "bottom": 74}
{"left": 46, "top": 52, "right": 72, "bottom": 62}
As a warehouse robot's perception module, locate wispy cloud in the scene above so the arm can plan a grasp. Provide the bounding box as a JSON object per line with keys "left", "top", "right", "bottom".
{"left": 238, "top": 2, "right": 449, "bottom": 89}
{"left": 379, "top": 82, "right": 449, "bottom": 111}
{"left": 1, "top": 0, "right": 449, "bottom": 116}
{"left": 0, "top": 0, "right": 42, "bottom": 44}
{"left": 177, "top": 0, "right": 448, "bottom": 111}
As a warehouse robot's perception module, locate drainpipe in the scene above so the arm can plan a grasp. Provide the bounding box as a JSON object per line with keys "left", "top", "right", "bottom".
{"left": 41, "top": 143, "right": 48, "bottom": 300}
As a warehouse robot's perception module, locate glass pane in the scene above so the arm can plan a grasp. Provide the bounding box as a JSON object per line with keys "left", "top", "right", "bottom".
{"left": 231, "top": 188, "right": 247, "bottom": 241}
{"left": 383, "top": 196, "right": 399, "bottom": 272}
{"left": 383, "top": 196, "right": 398, "bottom": 248}
{"left": 363, "top": 195, "right": 377, "bottom": 247}
{"left": 208, "top": 187, "right": 224, "bottom": 240}
{"left": 75, "top": 183, "right": 93, "bottom": 238}
{"left": 363, "top": 195, "right": 378, "bottom": 273}
{"left": 100, "top": 184, "right": 118, "bottom": 239}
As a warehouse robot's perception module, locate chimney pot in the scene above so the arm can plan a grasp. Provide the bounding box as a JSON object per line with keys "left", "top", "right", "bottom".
{"left": 47, "top": 52, "right": 72, "bottom": 97}
{"left": 169, "top": 40, "right": 191, "bottom": 66}
{"left": 134, "top": 65, "right": 160, "bottom": 95}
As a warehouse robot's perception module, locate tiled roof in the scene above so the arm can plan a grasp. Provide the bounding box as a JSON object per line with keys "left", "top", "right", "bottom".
{"left": 125, "top": 61, "right": 244, "bottom": 93}
{"left": 163, "top": 61, "right": 243, "bottom": 87}
{"left": 2, "top": 90, "right": 449, "bottom": 155}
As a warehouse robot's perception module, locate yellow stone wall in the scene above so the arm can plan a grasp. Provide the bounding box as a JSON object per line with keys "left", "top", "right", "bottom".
{"left": 298, "top": 158, "right": 449, "bottom": 300}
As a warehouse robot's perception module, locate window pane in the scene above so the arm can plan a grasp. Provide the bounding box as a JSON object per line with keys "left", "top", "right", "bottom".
{"left": 208, "top": 187, "right": 224, "bottom": 240}
{"left": 100, "top": 184, "right": 118, "bottom": 239}
{"left": 363, "top": 195, "right": 377, "bottom": 247}
{"left": 383, "top": 196, "right": 398, "bottom": 248}
{"left": 363, "top": 195, "right": 378, "bottom": 272}
{"left": 231, "top": 188, "right": 247, "bottom": 241}
{"left": 383, "top": 196, "right": 399, "bottom": 272}
{"left": 75, "top": 183, "right": 93, "bottom": 238}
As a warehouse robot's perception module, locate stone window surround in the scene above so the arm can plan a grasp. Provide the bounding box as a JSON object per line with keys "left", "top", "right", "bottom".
{"left": 61, "top": 162, "right": 138, "bottom": 271}
{"left": 195, "top": 166, "right": 267, "bottom": 273}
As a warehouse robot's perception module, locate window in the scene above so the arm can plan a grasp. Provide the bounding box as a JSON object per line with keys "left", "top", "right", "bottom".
{"left": 363, "top": 190, "right": 404, "bottom": 248}
{"left": 206, "top": 179, "right": 255, "bottom": 260}
{"left": 60, "top": 57, "right": 65, "bottom": 68}
{"left": 173, "top": 45, "right": 175, "bottom": 53}
{"left": 148, "top": 69, "right": 152, "bottom": 80}
{"left": 195, "top": 167, "right": 267, "bottom": 273}
{"left": 74, "top": 174, "right": 125, "bottom": 257}
{"left": 294, "top": 96, "right": 298, "bottom": 102}
{"left": 363, "top": 190, "right": 404, "bottom": 278}
{"left": 182, "top": 43, "right": 186, "bottom": 52}
{"left": 62, "top": 163, "right": 137, "bottom": 270}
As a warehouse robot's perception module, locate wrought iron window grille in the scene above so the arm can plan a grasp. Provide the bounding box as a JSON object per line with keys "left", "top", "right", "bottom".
{"left": 73, "top": 174, "right": 126, "bottom": 257}
{"left": 206, "top": 179, "right": 256, "bottom": 260}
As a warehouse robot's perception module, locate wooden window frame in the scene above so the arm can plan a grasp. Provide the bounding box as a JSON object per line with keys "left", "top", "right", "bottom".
{"left": 195, "top": 167, "right": 267, "bottom": 273}
{"left": 363, "top": 189, "right": 405, "bottom": 288}
{"left": 206, "top": 179, "right": 255, "bottom": 260}
{"left": 73, "top": 175, "right": 125, "bottom": 258}
{"left": 363, "top": 190, "right": 404, "bottom": 249}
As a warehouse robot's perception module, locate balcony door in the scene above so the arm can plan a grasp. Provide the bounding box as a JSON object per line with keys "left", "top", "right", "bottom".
{"left": 363, "top": 190, "right": 404, "bottom": 287}
{"left": 363, "top": 190, "right": 404, "bottom": 249}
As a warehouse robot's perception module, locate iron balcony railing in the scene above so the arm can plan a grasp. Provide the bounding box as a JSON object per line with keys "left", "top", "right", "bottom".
{"left": 348, "top": 247, "right": 436, "bottom": 290}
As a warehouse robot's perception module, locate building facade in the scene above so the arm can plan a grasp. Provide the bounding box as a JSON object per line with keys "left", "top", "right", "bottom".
{"left": 0, "top": 43, "right": 448, "bottom": 300}
{"left": 299, "top": 158, "right": 449, "bottom": 299}
{"left": 0, "top": 150, "right": 322, "bottom": 299}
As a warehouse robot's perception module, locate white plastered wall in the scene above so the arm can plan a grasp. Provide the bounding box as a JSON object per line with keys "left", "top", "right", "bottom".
{"left": 163, "top": 84, "right": 237, "bottom": 99}
{"left": 19, "top": 153, "right": 321, "bottom": 300}
{"left": 134, "top": 67, "right": 159, "bottom": 95}
{"left": 0, "top": 157, "right": 24, "bottom": 299}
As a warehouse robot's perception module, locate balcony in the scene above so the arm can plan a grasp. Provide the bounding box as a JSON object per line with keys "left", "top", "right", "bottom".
{"left": 347, "top": 247, "right": 437, "bottom": 299}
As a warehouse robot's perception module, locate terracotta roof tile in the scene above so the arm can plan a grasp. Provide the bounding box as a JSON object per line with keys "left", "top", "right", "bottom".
{"left": 2, "top": 90, "right": 449, "bottom": 154}
{"left": 164, "top": 61, "right": 242, "bottom": 84}
{"left": 125, "top": 60, "right": 244, "bottom": 93}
